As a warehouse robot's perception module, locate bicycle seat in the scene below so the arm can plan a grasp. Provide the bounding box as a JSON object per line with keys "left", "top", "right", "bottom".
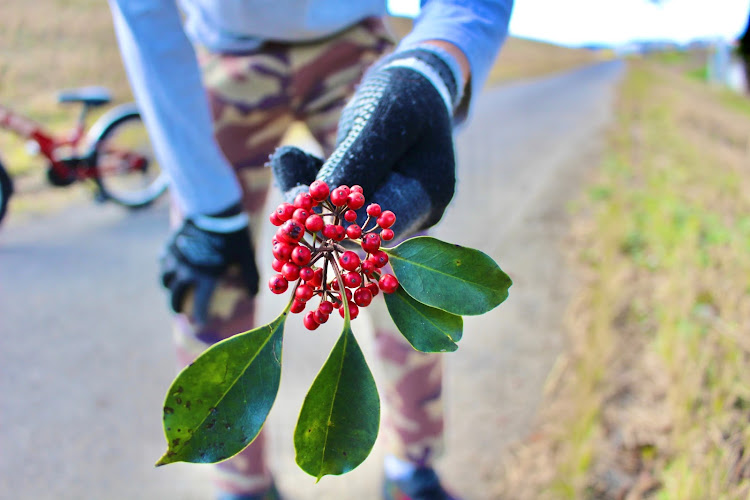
{"left": 57, "top": 86, "right": 112, "bottom": 106}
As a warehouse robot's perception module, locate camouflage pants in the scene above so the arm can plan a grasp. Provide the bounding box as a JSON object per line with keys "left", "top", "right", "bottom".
{"left": 173, "top": 18, "right": 445, "bottom": 496}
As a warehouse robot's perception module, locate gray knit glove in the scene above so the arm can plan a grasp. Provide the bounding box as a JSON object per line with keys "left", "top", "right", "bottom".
{"left": 271, "top": 45, "right": 464, "bottom": 239}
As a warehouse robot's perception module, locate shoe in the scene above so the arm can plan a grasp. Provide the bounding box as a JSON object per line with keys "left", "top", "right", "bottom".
{"left": 383, "top": 467, "right": 460, "bottom": 500}
{"left": 216, "top": 481, "right": 282, "bottom": 500}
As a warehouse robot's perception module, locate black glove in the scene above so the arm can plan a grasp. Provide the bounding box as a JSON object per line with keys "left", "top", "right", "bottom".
{"left": 160, "top": 203, "right": 259, "bottom": 324}
{"left": 270, "top": 45, "right": 464, "bottom": 238}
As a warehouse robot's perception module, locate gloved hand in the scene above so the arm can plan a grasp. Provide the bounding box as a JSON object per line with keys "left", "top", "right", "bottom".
{"left": 270, "top": 44, "right": 465, "bottom": 238}
{"left": 160, "top": 202, "right": 259, "bottom": 324}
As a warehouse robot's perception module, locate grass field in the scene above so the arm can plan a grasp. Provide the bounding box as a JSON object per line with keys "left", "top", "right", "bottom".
{"left": 498, "top": 58, "right": 750, "bottom": 499}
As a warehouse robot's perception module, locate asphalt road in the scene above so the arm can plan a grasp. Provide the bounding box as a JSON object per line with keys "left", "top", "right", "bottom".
{"left": 0, "top": 60, "right": 624, "bottom": 500}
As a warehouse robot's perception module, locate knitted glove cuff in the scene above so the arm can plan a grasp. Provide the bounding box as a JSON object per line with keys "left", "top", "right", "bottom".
{"left": 378, "top": 44, "right": 465, "bottom": 115}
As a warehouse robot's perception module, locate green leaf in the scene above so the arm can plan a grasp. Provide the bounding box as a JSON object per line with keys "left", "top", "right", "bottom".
{"left": 156, "top": 312, "right": 286, "bottom": 466}
{"left": 385, "top": 236, "right": 512, "bottom": 316}
{"left": 384, "top": 285, "right": 463, "bottom": 352}
{"left": 294, "top": 323, "right": 380, "bottom": 480}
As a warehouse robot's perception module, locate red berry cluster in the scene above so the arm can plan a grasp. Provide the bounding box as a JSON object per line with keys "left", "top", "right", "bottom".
{"left": 267, "top": 180, "right": 399, "bottom": 330}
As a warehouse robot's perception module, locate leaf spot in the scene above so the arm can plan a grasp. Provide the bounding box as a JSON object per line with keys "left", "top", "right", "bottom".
{"left": 172, "top": 438, "right": 181, "bottom": 446}
{"left": 175, "top": 397, "right": 183, "bottom": 404}
{"left": 455, "top": 259, "right": 461, "bottom": 267}
{"left": 163, "top": 406, "right": 174, "bottom": 415}
{"left": 185, "top": 401, "right": 191, "bottom": 410}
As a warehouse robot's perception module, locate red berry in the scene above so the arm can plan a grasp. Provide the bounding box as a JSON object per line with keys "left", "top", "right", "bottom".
{"left": 319, "top": 300, "right": 334, "bottom": 315}
{"left": 333, "top": 288, "right": 353, "bottom": 302}
{"left": 344, "top": 272, "right": 362, "bottom": 289}
{"left": 329, "top": 279, "right": 340, "bottom": 291}
{"left": 369, "top": 250, "right": 389, "bottom": 268}
{"left": 271, "top": 258, "right": 284, "bottom": 272}
{"left": 269, "top": 211, "right": 283, "bottom": 226}
{"left": 313, "top": 309, "right": 329, "bottom": 324}
{"left": 275, "top": 203, "right": 296, "bottom": 222}
{"left": 361, "top": 232, "right": 381, "bottom": 253}
{"left": 346, "top": 224, "right": 362, "bottom": 239}
{"left": 308, "top": 180, "right": 330, "bottom": 201}
{"left": 290, "top": 299, "right": 306, "bottom": 314}
{"left": 333, "top": 225, "right": 346, "bottom": 241}
{"left": 311, "top": 268, "right": 323, "bottom": 288}
{"left": 350, "top": 185, "right": 364, "bottom": 193}
{"left": 354, "top": 287, "right": 373, "bottom": 307}
{"left": 376, "top": 210, "right": 396, "bottom": 229}
{"left": 299, "top": 266, "right": 314, "bottom": 282}
{"left": 294, "top": 192, "right": 314, "bottom": 211}
{"left": 366, "top": 203, "right": 381, "bottom": 217}
{"left": 303, "top": 311, "right": 320, "bottom": 330}
{"left": 338, "top": 301, "right": 359, "bottom": 319}
{"left": 365, "top": 282, "right": 380, "bottom": 297}
{"left": 292, "top": 208, "right": 311, "bottom": 225}
{"left": 305, "top": 214, "right": 324, "bottom": 232}
{"left": 339, "top": 251, "right": 361, "bottom": 272}
{"left": 291, "top": 246, "right": 312, "bottom": 266}
{"left": 268, "top": 274, "right": 288, "bottom": 294}
{"left": 295, "top": 284, "right": 314, "bottom": 302}
{"left": 379, "top": 274, "right": 399, "bottom": 294}
{"left": 347, "top": 192, "right": 365, "bottom": 210}
{"left": 381, "top": 228, "right": 394, "bottom": 241}
{"left": 278, "top": 220, "right": 305, "bottom": 243}
{"left": 361, "top": 260, "right": 376, "bottom": 276}
{"left": 281, "top": 262, "right": 300, "bottom": 281}
{"left": 322, "top": 224, "right": 337, "bottom": 240}
{"left": 272, "top": 241, "right": 295, "bottom": 262}
{"left": 330, "top": 186, "right": 350, "bottom": 206}
{"left": 344, "top": 209, "right": 358, "bottom": 222}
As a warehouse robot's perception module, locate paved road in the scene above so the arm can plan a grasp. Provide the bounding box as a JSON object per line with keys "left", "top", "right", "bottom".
{"left": 0, "top": 60, "right": 623, "bottom": 500}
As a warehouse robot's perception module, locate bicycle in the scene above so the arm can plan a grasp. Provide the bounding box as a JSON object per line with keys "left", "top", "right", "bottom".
{"left": 0, "top": 86, "right": 168, "bottom": 224}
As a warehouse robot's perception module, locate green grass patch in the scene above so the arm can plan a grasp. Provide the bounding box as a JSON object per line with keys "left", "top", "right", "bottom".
{"left": 502, "top": 59, "right": 750, "bottom": 499}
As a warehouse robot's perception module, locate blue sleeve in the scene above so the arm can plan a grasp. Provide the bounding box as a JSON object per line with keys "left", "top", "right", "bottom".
{"left": 398, "top": 0, "right": 514, "bottom": 121}
{"left": 108, "top": 0, "right": 242, "bottom": 216}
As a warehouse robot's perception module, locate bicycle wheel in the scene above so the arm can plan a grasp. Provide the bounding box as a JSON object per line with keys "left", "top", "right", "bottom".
{"left": 92, "top": 110, "right": 168, "bottom": 208}
{"left": 0, "top": 158, "right": 13, "bottom": 225}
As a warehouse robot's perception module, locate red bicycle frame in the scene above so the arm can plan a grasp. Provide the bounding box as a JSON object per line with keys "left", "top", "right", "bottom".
{"left": 0, "top": 103, "right": 97, "bottom": 181}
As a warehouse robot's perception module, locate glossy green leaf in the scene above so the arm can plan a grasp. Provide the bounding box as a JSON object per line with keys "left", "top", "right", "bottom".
{"left": 385, "top": 236, "right": 512, "bottom": 316}
{"left": 294, "top": 323, "right": 380, "bottom": 480}
{"left": 384, "top": 285, "right": 463, "bottom": 352}
{"left": 156, "top": 312, "right": 286, "bottom": 466}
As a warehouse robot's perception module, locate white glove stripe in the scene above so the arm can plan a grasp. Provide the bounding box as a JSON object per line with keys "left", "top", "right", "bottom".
{"left": 192, "top": 212, "right": 249, "bottom": 233}
{"left": 382, "top": 57, "right": 453, "bottom": 115}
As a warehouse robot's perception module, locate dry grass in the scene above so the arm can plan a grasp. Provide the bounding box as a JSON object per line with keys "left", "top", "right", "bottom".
{"left": 489, "top": 36, "right": 605, "bottom": 83}
{"left": 497, "top": 60, "right": 750, "bottom": 499}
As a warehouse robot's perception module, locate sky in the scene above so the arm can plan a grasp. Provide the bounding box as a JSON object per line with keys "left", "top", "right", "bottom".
{"left": 387, "top": 0, "right": 750, "bottom": 47}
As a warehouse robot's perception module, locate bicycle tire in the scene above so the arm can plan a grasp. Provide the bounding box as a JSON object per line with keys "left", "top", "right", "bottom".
{"left": 0, "top": 158, "right": 14, "bottom": 225}
{"left": 92, "top": 109, "right": 168, "bottom": 209}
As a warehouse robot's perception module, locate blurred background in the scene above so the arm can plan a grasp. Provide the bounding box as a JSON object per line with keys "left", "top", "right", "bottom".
{"left": 1, "top": 1, "right": 748, "bottom": 499}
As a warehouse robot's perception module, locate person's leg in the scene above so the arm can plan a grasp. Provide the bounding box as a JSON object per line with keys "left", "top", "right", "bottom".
{"left": 168, "top": 44, "right": 296, "bottom": 499}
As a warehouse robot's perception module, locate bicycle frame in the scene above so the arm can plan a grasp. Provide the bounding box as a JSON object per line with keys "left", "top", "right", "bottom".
{"left": 0, "top": 102, "right": 97, "bottom": 182}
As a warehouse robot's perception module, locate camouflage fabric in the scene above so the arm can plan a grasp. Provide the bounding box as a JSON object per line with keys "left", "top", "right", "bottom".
{"left": 169, "top": 17, "right": 445, "bottom": 495}
{"left": 370, "top": 297, "right": 445, "bottom": 467}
